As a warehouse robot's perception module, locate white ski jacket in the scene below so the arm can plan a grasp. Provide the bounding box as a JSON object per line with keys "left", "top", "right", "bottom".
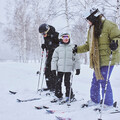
{"left": 51, "top": 43, "right": 80, "bottom": 72}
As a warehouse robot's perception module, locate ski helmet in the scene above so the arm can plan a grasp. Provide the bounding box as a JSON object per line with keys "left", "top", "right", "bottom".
{"left": 38, "top": 23, "right": 50, "bottom": 33}
{"left": 83, "top": 8, "right": 101, "bottom": 24}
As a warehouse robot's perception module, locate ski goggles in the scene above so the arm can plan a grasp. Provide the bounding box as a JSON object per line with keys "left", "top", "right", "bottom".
{"left": 62, "top": 35, "right": 70, "bottom": 39}
{"left": 41, "top": 29, "right": 49, "bottom": 35}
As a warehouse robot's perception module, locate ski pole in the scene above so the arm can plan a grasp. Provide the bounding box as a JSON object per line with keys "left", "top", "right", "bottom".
{"left": 67, "top": 45, "right": 77, "bottom": 106}
{"left": 98, "top": 50, "right": 113, "bottom": 120}
{"left": 39, "top": 50, "right": 48, "bottom": 95}
{"left": 67, "top": 71, "right": 74, "bottom": 106}
{"left": 37, "top": 50, "right": 45, "bottom": 93}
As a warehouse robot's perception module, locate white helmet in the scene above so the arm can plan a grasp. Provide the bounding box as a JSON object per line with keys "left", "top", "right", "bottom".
{"left": 59, "top": 33, "right": 70, "bottom": 39}
{"left": 83, "top": 7, "right": 102, "bottom": 19}
{"left": 59, "top": 33, "right": 70, "bottom": 44}
{"left": 83, "top": 7, "right": 102, "bottom": 24}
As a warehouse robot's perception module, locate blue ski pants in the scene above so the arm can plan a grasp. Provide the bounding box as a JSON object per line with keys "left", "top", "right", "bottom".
{"left": 90, "top": 66, "right": 114, "bottom": 106}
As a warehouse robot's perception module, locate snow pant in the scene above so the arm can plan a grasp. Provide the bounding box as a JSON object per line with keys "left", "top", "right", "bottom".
{"left": 90, "top": 66, "right": 114, "bottom": 106}
{"left": 45, "top": 50, "right": 55, "bottom": 91}
{"left": 55, "top": 72, "right": 73, "bottom": 98}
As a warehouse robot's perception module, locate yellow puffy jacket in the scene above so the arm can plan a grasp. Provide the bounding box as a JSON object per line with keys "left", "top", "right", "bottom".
{"left": 77, "top": 19, "right": 120, "bottom": 66}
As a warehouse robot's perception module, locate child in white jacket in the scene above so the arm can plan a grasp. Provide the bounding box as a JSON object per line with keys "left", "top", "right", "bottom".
{"left": 51, "top": 33, "right": 80, "bottom": 102}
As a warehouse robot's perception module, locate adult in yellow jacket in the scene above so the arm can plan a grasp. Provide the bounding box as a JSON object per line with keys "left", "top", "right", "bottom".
{"left": 73, "top": 8, "right": 120, "bottom": 107}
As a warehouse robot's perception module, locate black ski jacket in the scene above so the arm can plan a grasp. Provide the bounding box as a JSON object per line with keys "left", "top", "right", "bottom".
{"left": 44, "top": 25, "right": 59, "bottom": 51}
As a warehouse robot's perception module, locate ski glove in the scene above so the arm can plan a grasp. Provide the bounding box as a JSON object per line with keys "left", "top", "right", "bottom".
{"left": 109, "top": 40, "right": 118, "bottom": 51}
{"left": 36, "top": 71, "right": 40, "bottom": 74}
{"left": 52, "top": 70, "right": 56, "bottom": 77}
{"left": 75, "top": 69, "right": 80, "bottom": 75}
{"left": 41, "top": 44, "right": 46, "bottom": 50}
{"left": 73, "top": 45, "right": 77, "bottom": 54}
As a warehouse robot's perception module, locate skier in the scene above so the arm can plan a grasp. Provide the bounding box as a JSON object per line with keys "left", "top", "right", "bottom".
{"left": 39, "top": 23, "right": 59, "bottom": 91}
{"left": 51, "top": 33, "right": 80, "bottom": 102}
{"left": 73, "top": 8, "right": 120, "bottom": 108}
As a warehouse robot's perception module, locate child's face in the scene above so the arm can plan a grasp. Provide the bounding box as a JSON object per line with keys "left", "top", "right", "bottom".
{"left": 62, "top": 35, "right": 70, "bottom": 43}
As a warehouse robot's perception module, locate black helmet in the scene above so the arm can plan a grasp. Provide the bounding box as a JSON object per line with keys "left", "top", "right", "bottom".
{"left": 39, "top": 23, "right": 50, "bottom": 33}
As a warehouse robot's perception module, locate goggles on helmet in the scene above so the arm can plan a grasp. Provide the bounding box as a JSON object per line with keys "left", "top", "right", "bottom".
{"left": 62, "top": 35, "right": 70, "bottom": 40}
{"left": 41, "top": 28, "right": 50, "bottom": 35}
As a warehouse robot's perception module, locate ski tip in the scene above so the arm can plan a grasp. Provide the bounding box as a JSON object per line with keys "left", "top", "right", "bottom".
{"left": 35, "top": 106, "right": 42, "bottom": 110}
{"left": 16, "top": 99, "right": 21, "bottom": 102}
{"left": 46, "top": 110, "right": 55, "bottom": 114}
{"left": 110, "top": 111, "right": 120, "bottom": 114}
{"left": 43, "top": 106, "right": 49, "bottom": 109}
{"left": 9, "top": 90, "right": 17, "bottom": 95}
{"left": 35, "top": 106, "right": 49, "bottom": 110}
{"left": 56, "top": 116, "right": 71, "bottom": 120}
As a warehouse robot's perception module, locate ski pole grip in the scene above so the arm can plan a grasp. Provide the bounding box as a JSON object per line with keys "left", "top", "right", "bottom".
{"left": 75, "top": 45, "right": 77, "bottom": 47}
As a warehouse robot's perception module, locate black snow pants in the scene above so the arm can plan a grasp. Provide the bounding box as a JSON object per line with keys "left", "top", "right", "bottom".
{"left": 55, "top": 72, "right": 73, "bottom": 98}
{"left": 45, "top": 50, "right": 55, "bottom": 91}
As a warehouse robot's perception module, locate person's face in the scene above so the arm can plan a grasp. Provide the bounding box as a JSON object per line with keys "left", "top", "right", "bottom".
{"left": 41, "top": 29, "right": 49, "bottom": 37}
{"left": 43, "top": 34, "right": 47, "bottom": 37}
{"left": 62, "top": 35, "right": 70, "bottom": 43}
{"left": 41, "top": 32, "right": 48, "bottom": 37}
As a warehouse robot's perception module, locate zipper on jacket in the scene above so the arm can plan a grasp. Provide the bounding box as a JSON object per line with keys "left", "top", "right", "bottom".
{"left": 63, "top": 45, "right": 66, "bottom": 72}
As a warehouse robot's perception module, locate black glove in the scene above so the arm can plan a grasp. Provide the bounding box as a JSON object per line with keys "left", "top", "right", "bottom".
{"left": 73, "top": 45, "right": 77, "bottom": 53}
{"left": 41, "top": 44, "right": 46, "bottom": 50}
{"left": 109, "top": 40, "right": 118, "bottom": 51}
{"left": 36, "top": 71, "right": 40, "bottom": 74}
{"left": 75, "top": 69, "right": 80, "bottom": 75}
{"left": 52, "top": 70, "right": 56, "bottom": 77}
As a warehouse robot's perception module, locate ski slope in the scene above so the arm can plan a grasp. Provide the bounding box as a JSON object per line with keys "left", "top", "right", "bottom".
{"left": 0, "top": 61, "right": 120, "bottom": 120}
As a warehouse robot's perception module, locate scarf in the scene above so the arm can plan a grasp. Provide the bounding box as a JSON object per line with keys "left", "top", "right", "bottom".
{"left": 89, "top": 25, "right": 104, "bottom": 80}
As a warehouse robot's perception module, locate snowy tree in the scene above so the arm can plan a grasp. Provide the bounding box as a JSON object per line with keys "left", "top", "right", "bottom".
{"left": 3, "top": 0, "right": 120, "bottom": 63}
{"left": 4, "top": 0, "right": 49, "bottom": 62}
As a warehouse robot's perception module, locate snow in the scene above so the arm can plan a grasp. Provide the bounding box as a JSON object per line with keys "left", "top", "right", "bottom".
{"left": 0, "top": 61, "right": 120, "bottom": 120}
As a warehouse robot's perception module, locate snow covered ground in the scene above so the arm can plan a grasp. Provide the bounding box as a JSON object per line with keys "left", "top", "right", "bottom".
{"left": 0, "top": 61, "right": 120, "bottom": 120}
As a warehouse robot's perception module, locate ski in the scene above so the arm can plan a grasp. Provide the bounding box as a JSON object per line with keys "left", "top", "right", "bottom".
{"left": 94, "top": 101, "right": 119, "bottom": 112}
{"left": 81, "top": 101, "right": 117, "bottom": 109}
{"left": 46, "top": 110, "right": 65, "bottom": 114}
{"left": 46, "top": 110, "right": 56, "bottom": 114}
{"left": 9, "top": 90, "right": 17, "bottom": 95}
{"left": 94, "top": 108, "right": 120, "bottom": 114}
{"left": 56, "top": 116, "right": 71, "bottom": 120}
{"left": 59, "top": 98, "right": 81, "bottom": 105}
{"left": 110, "top": 110, "right": 120, "bottom": 114}
{"left": 35, "top": 106, "right": 49, "bottom": 110}
{"left": 17, "top": 98, "right": 41, "bottom": 102}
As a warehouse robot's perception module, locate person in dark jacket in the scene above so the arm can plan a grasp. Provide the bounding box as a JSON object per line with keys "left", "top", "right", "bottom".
{"left": 39, "top": 23, "right": 59, "bottom": 91}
